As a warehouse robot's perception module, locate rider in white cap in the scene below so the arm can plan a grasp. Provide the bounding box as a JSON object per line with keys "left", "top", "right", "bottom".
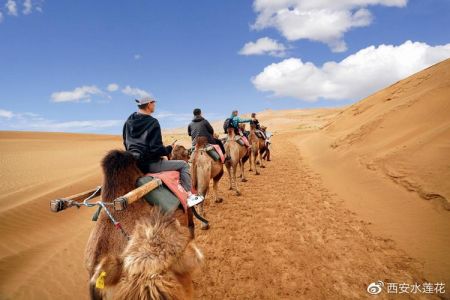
{"left": 123, "top": 96, "right": 203, "bottom": 207}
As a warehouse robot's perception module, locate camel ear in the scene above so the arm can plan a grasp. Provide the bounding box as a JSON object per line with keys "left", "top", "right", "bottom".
{"left": 91, "top": 255, "right": 123, "bottom": 288}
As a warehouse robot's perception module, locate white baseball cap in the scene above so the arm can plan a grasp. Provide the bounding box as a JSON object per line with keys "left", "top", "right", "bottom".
{"left": 135, "top": 96, "right": 156, "bottom": 105}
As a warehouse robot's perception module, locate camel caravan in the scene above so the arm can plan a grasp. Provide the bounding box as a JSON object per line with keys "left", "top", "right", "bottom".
{"left": 49, "top": 98, "right": 272, "bottom": 299}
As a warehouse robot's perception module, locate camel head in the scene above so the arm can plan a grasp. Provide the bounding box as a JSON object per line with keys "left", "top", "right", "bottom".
{"left": 226, "top": 127, "right": 235, "bottom": 138}
{"left": 101, "top": 150, "right": 143, "bottom": 202}
{"left": 90, "top": 209, "right": 203, "bottom": 300}
{"left": 171, "top": 145, "right": 190, "bottom": 162}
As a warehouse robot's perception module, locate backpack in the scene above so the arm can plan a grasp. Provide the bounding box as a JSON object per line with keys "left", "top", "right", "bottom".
{"left": 223, "top": 118, "right": 234, "bottom": 133}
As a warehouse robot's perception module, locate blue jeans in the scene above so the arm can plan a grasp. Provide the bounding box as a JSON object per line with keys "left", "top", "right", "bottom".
{"left": 147, "top": 159, "right": 192, "bottom": 192}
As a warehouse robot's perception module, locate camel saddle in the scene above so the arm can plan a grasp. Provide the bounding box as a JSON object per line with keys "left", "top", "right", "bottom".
{"left": 234, "top": 135, "right": 249, "bottom": 147}
{"left": 256, "top": 130, "right": 265, "bottom": 139}
{"left": 190, "top": 144, "right": 225, "bottom": 163}
{"left": 137, "top": 171, "right": 188, "bottom": 214}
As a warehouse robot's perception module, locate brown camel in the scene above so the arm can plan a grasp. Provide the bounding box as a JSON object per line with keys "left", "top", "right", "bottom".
{"left": 84, "top": 150, "right": 196, "bottom": 299}
{"left": 260, "top": 125, "right": 271, "bottom": 162}
{"left": 172, "top": 138, "right": 224, "bottom": 230}
{"left": 224, "top": 127, "right": 249, "bottom": 196}
{"left": 90, "top": 209, "right": 203, "bottom": 300}
{"left": 248, "top": 123, "right": 265, "bottom": 174}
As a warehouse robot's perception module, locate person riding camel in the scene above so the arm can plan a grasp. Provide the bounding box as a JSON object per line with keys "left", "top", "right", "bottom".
{"left": 122, "top": 96, "right": 203, "bottom": 207}
{"left": 225, "top": 110, "right": 251, "bottom": 147}
{"left": 188, "top": 108, "right": 226, "bottom": 156}
{"left": 251, "top": 112, "right": 268, "bottom": 141}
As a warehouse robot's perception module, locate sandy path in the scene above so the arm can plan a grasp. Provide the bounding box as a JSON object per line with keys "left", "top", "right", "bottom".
{"left": 0, "top": 131, "right": 443, "bottom": 299}
{"left": 193, "top": 134, "right": 432, "bottom": 299}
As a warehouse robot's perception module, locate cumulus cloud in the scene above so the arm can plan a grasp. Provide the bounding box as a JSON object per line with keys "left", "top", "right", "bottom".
{"left": 0, "top": 109, "right": 14, "bottom": 119}
{"left": 239, "top": 37, "right": 287, "bottom": 57}
{"left": 23, "top": 0, "right": 32, "bottom": 14}
{"left": 121, "top": 85, "right": 151, "bottom": 98}
{"left": 51, "top": 85, "right": 103, "bottom": 103}
{"left": 251, "top": 0, "right": 407, "bottom": 52}
{"left": 252, "top": 41, "right": 450, "bottom": 101}
{"left": 6, "top": 0, "right": 18, "bottom": 16}
{"left": 106, "top": 83, "right": 119, "bottom": 92}
{"left": 134, "top": 54, "right": 142, "bottom": 60}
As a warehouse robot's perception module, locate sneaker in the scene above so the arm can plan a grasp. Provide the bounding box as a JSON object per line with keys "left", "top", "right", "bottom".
{"left": 187, "top": 193, "right": 204, "bottom": 207}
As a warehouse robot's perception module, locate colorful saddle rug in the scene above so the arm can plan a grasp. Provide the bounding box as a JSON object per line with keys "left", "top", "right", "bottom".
{"left": 137, "top": 171, "right": 188, "bottom": 213}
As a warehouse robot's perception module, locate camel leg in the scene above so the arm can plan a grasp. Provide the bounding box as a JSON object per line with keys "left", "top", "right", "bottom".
{"left": 233, "top": 165, "right": 241, "bottom": 196}
{"left": 213, "top": 176, "right": 223, "bottom": 203}
{"left": 254, "top": 152, "right": 260, "bottom": 175}
{"left": 226, "top": 165, "right": 233, "bottom": 190}
{"left": 260, "top": 149, "right": 265, "bottom": 168}
{"left": 240, "top": 160, "right": 247, "bottom": 182}
{"left": 249, "top": 153, "right": 253, "bottom": 172}
{"left": 199, "top": 201, "right": 209, "bottom": 230}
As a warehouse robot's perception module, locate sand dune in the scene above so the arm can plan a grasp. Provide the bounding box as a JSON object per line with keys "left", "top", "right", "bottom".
{"left": 0, "top": 60, "right": 449, "bottom": 299}
{"left": 324, "top": 58, "right": 450, "bottom": 210}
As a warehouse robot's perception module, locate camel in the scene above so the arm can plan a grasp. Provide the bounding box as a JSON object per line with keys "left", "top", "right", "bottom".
{"left": 248, "top": 123, "right": 265, "bottom": 174}
{"left": 224, "top": 127, "right": 250, "bottom": 196}
{"left": 260, "top": 126, "right": 271, "bottom": 162}
{"left": 84, "top": 150, "right": 197, "bottom": 299}
{"left": 90, "top": 209, "right": 203, "bottom": 300}
{"left": 172, "top": 137, "right": 224, "bottom": 230}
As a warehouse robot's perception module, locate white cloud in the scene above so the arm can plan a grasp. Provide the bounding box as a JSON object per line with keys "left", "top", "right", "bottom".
{"left": 106, "top": 83, "right": 119, "bottom": 92}
{"left": 134, "top": 54, "right": 142, "bottom": 60}
{"left": 239, "top": 37, "right": 287, "bottom": 57}
{"left": 252, "top": 41, "right": 450, "bottom": 101}
{"left": 51, "top": 85, "right": 103, "bottom": 103}
{"left": 0, "top": 109, "right": 121, "bottom": 132}
{"left": 6, "top": 0, "right": 18, "bottom": 16}
{"left": 23, "top": 0, "right": 32, "bottom": 14}
{"left": 0, "top": 11, "right": 4, "bottom": 23}
{"left": 0, "top": 109, "right": 14, "bottom": 119}
{"left": 31, "top": 119, "right": 122, "bottom": 131}
{"left": 121, "top": 85, "right": 151, "bottom": 98}
{"left": 251, "top": 0, "right": 407, "bottom": 52}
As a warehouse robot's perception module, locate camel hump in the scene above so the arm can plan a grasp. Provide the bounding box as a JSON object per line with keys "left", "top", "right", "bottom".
{"left": 101, "top": 149, "right": 143, "bottom": 201}
{"left": 196, "top": 136, "right": 208, "bottom": 147}
{"left": 101, "top": 150, "right": 138, "bottom": 174}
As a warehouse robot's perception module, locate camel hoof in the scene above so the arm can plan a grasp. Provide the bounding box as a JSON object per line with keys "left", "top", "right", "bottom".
{"left": 261, "top": 165, "right": 266, "bottom": 168}
{"left": 241, "top": 178, "right": 248, "bottom": 182}
{"left": 235, "top": 191, "right": 241, "bottom": 196}
{"left": 229, "top": 187, "right": 233, "bottom": 190}
{"left": 215, "top": 198, "right": 223, "bottom": 203}
{"left": 256, "top": 172, "right": 260, "bottom": 175}
{"left": 201, "top": 223, "right": 210, "bottom": 230}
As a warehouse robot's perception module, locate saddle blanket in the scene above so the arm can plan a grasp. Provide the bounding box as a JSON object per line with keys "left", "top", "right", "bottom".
{"left": 140, "top": 171, "right": 189, "bottom": 212}
{"left": 211, "top": 144, "right": 225, "bottom": 163}
{"left": 240, "top": 136, "right": 250, "bottom": 147}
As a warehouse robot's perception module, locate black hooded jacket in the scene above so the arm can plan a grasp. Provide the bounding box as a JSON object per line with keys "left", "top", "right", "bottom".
{"left": 188, "top": 115, "right": 215, "bottom": 145}
{"left": 122, "top": 112, "right": 172, "bottom": 163}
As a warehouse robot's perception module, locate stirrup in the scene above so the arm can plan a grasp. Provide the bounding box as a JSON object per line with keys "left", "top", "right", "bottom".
{"left": 187, "top": 194, "right": 204, "bottom": 207}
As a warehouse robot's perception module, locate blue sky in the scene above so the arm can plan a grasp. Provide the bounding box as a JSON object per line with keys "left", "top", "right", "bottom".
{"left": 0, "top": 0, "right": 449, "bottom": 133}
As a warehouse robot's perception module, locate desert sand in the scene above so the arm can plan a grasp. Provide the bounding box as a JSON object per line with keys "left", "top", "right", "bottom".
{"left": 0, "top": 59, "right": 449, "bottom": 299}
